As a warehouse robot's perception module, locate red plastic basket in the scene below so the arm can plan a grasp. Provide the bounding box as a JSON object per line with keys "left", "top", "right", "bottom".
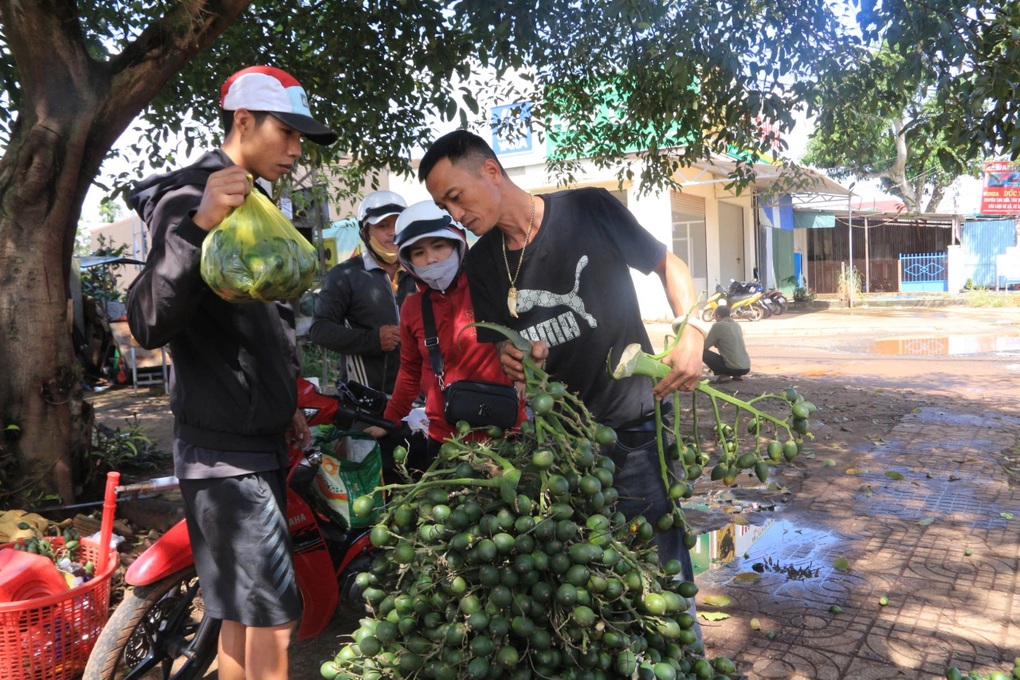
{"left": 0, "top": 537, "right": 118, "bottom": 680}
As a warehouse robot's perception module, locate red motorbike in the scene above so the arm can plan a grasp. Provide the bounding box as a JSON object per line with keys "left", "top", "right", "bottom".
{"left": 83, "top": 378, "right": 394, "bottom": 680}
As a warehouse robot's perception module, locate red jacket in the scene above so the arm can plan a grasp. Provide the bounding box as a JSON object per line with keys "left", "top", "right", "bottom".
{"left": 384, "top": 271, "right": 525, "bottom": 444}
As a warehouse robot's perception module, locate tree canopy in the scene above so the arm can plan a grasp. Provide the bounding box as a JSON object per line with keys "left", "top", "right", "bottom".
{"left": 2, "top": 0, "right": 1020, "bottom": 502}
{"left": 803, "top": 0, "right": 1019, "bottom": 211}
{"left": 802, "top": 49, "right": 975, "bottom": 212}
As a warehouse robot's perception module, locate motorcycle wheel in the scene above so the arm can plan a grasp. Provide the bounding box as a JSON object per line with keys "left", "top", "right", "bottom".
{"left": 774, "top": 296, "right": 789, "bottom": 314}
{"left": 83, "top": 566, "right": 220, "bottom": 680}
{"left": 700, "top": 307, "right": 716, "bottom": 322}
{"left": 743, "top": 303, "right": 764, "bottom": 322}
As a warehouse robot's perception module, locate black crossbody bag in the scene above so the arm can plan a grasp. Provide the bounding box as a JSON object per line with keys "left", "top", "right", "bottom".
{"left": 421, "top": 292, "right": 519, "bottom": 430}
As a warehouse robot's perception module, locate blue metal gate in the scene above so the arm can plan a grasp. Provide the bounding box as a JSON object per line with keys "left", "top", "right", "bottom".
{"left": 961, "top": 220, "right": 1017, "bottom": 287}
{"left": 900, "top": 252, "right": 947, "bottom": 292}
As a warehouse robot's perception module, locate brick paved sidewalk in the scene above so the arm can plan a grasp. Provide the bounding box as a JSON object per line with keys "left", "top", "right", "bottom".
{"left": 696, "top": 407, "right": 1020, "bottom": 679}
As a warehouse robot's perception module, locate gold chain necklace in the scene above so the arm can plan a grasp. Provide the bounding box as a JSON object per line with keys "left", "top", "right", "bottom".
{"left": 502, "top": 194, "right": 535, "bottom": 318}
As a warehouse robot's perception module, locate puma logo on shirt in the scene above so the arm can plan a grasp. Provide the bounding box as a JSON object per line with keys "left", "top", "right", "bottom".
{"left": 516, "top": 257, "right": 597, "bottom": 328}
{"left": 517, "top": 256, "right": 596, "bottom": 347}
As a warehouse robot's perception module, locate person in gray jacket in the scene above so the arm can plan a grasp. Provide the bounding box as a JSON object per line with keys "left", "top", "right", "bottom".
{"left": 308, "top": 190, "right": 416, "bottom": 395}
{"left": 126, "top": 65, "right": 335, "bottom": 680}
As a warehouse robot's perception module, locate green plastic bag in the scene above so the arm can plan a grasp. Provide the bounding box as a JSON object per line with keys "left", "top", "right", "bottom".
{"left": 312, "top": 431, "right": 383, "bottom": 529}
{"left": 200, "top": 187, "right": 317, "bottom": 303}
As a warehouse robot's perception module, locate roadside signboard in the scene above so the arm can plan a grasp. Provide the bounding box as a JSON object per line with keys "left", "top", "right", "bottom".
{"left": 980, "top": 160, "right": 1020, "bottom": 214}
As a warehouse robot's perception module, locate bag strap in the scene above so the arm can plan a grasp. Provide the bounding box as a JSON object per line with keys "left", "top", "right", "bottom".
{"left": 420, "top": 292, "right": 446, "bottom": 389}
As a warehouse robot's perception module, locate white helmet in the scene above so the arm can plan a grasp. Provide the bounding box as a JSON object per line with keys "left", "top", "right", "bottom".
{"left": 395, "top": 201, "right": 468, "bottom": 272}
{"left": 356, "top": 190, "right": 406, "bottom": 227}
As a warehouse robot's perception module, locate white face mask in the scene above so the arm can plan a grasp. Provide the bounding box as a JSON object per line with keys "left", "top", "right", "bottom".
{"left": 414, "top": 251, "right": 461, "bottom": 292}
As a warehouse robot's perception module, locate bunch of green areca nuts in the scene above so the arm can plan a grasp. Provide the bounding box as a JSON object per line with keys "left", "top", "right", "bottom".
{"left": 324, "top": 323, "right": 811, "bottom": 680}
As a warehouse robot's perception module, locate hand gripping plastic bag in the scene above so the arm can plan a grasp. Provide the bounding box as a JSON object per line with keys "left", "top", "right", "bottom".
{"left": 200, "top": 187, "right": 317, "bottom": 303}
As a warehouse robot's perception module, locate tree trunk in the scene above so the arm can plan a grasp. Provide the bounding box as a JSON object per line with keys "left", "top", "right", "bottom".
{"left": 0, "top": 0, "right": 252, "bottom": 504}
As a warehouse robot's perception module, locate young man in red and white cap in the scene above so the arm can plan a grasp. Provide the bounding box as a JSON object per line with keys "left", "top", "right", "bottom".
{"left": 126, "top": 66, "right": 337, "bottom": 680}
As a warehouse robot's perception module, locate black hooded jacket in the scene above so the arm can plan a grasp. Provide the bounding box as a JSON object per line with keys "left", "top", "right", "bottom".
{"left": 126, "top": 150, "right": 298, "bottom": 453}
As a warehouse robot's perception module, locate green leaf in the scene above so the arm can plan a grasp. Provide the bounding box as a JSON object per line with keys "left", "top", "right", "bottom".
{"left": 734, "top": 572, "right": 761, "bottom": 583}
{"left": 698, "top": 611, "right": 731, "bottom": 621}
{"left": 701, "top": 595, "right": 731, "bottom": 607}
{"left": 918, "top": 517, "right": 935, "bottom": 526}
{"left": 884, "top": 471, "right": 904, "bottom": 480}
{"left": 1001, "top": 512, "right": 1014, "bottom": 520}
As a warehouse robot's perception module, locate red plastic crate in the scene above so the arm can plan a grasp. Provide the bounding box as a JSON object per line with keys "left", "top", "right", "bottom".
{"left": 0, "top": 537, "right": 117, "bottom": 680}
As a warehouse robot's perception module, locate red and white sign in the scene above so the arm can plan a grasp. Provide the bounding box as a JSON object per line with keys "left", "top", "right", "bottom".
{"left": 980, "top": 160, "right": 1020, "bottom": 215}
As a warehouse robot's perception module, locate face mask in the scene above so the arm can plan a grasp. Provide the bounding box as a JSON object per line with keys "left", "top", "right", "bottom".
{"left": 368, "top": 233, "right": 398, "bottom": 265}
{"left": 414, "top": 250, "right": 461, "bottom": 292}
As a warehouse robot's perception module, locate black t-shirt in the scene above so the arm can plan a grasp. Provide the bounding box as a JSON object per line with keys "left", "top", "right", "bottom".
{"left": 466, "top": 187, "right": 666, "bottom": 427}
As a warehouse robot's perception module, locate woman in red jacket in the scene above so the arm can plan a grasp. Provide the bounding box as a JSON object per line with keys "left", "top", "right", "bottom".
{"left": 365, "top": 201, "right": 525, "bottom": 464}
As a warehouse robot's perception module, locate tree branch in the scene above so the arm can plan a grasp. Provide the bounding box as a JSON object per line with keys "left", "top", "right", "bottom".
{"left": 98, "top": 1, "right": 253, "bottom": 143}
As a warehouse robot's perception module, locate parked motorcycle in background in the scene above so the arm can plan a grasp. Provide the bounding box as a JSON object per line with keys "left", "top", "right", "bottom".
{"left": 83, "top": 379, "right": 395, "bottom": 680}
{"left": 700, "top": 280, "right": 766, "bottom": 321}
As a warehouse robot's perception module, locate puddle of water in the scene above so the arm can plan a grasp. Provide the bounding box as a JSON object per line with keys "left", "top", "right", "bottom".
{"left": 868, "top": 334, "right": 1020, "bottom": 357}
{"left": 691, "top": 517, "right": 836, "bottom": 576}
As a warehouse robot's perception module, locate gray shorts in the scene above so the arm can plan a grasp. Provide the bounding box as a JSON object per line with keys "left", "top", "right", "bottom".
{"left": 180, "top": 470, "right": 302, "bottom": 627}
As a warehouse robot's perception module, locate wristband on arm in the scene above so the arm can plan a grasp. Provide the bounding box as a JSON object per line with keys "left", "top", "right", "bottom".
{"left": 671, "top": 315, "right": 710, "bottom": 337}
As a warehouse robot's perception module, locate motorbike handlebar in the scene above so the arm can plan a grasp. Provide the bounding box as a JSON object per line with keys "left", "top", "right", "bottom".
{"left": 334, "top": 404, "right": 399, "bottom": 433}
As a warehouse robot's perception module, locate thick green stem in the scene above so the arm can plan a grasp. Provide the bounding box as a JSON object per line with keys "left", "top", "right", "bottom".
{"left": 654, "top": 399, "right": 670, "bottom": 489}
{"left": 376, "top": 477, "right": 500, "bottom": 496}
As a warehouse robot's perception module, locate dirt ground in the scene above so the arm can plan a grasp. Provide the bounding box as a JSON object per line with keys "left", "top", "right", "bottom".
{"left": 83, "top": 302, "right": 1020, "bottom": 678}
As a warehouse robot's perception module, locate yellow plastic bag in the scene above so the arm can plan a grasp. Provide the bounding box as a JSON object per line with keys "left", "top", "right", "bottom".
{"left": 200, "top": 188, "right": 317, "bottom": 303}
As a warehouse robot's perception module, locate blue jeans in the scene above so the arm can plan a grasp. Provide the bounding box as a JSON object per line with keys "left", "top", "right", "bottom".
{"left": 606, "top": 428, "right": 696, "bottom": 583}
